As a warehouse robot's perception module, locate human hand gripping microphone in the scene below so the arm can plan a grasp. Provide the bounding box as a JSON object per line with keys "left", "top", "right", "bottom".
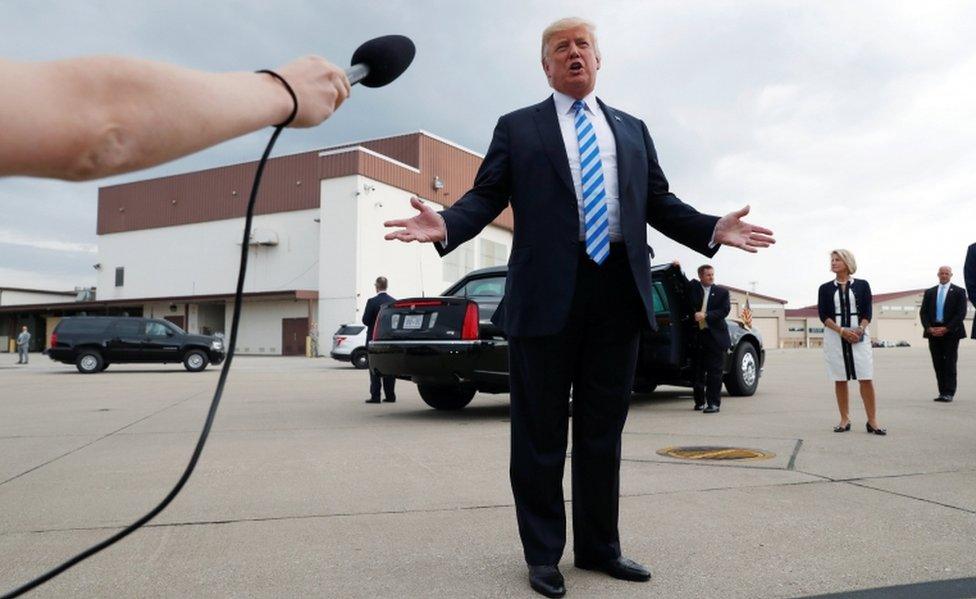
{"left": 2, "top": 35, "right": 414, "bottom": 599}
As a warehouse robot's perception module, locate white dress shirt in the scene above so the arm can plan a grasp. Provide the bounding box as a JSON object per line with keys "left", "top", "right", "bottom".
{"left": 552, "top": 90, "right": 623, "bottom": 242}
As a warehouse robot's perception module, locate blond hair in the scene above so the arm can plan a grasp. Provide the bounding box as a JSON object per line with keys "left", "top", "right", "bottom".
{"left": 831, "top": 249, "right": 857, "bottom": 275}
{"left": 541, "top": 17, "right": 599, "bottom": 63}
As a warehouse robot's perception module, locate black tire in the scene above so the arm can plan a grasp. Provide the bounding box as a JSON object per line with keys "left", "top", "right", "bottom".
{"left": 632, "top": 381, "right": 658, "bottom": 395}
{"left": 724, "top": 342, "right": 760, "bottom": 396}
{"left": 418, "top": 384, "right": 476, "bottom": 410}
{"left": 183, "top": 349, "right": 210, "bottom": 372}
{"left": 351, "top": 348, "right": 368, "bottom": 370}
{"left": 76, "top": 350, "right": 104, "bottom": 374}
{"left": 100, "top": 362, "right": 110, "bottom": 371}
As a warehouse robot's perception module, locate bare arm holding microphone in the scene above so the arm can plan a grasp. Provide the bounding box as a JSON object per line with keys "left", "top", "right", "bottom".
{"left": 0, "top": 55, "right": 350, "bottom": 181}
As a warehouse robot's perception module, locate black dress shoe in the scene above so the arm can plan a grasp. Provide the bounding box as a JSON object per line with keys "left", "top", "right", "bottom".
{"left": 693, "top": 403, "right": 705, "bottom": 411}
{"left": 833, "top": 422, "right": 851, "bottom": 432}
{"left": 382, "top": 398, "right": 396, "bottom": 403}
{"left": 575, "top": 556, "right": 652, "bottom": 582}
{"left": 703, "top": 405, "right": 720, "bottom": 414}
{"left": 866, "top": 422, "right": 887, "bottom": 435}
{"left": 943, "top": 395, "right": 954, "bottom": 402}
{"left": 934, "top": 395, "right": 950, "bottom": 402}
{"left": 364, "top": 398, "right": 381, "bottom": 404}
{"left": 528, "top": 565, "right": 565, "bottom": 598}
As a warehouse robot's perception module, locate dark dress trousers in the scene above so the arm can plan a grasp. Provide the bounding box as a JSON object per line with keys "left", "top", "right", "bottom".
{"left": 920, "top": 284, "right": 968, "bottom": 397}
{"left": 966, "top": 243, "right": 976, "bottom": 339}
{"left": 435, "top": 95, "right": 719, "bottom": 566}
{"left": 687, "top": 281, "right": 732, "bottom": 408}
{"left": 363, "top": 292, "right": 396, "bottom": 401}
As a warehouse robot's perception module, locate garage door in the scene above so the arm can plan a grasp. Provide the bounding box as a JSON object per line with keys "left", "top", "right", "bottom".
{"left": 750, "top": 317, "right": 780, "bottom": 349}
{"left": 873, "top": 319, "right": 921, "bottom": 344}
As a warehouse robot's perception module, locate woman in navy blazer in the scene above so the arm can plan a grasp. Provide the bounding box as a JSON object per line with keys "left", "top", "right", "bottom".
{"left": 818, "top": 249, "right": 886, "bottom": 435}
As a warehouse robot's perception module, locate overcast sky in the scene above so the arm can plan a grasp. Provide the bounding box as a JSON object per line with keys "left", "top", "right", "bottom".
{"left": 1, "top": 0, "right": 973, "bottom": 306}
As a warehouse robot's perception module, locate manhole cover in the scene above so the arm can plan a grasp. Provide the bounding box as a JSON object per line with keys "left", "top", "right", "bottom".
{"left": 657, "top": 446, "right": 775, "bottom": 461}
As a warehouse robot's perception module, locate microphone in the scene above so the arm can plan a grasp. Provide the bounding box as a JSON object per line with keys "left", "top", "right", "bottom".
{"left": 346, "top": 35, "right": 416, "bottom": 87}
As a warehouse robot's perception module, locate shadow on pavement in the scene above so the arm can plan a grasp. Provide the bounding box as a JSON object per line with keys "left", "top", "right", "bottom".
{"left": 799, "top": 577, "right": 976, "bottom": 599}
{"left": 380, "top": 402, "right": 511, "bottom": 421}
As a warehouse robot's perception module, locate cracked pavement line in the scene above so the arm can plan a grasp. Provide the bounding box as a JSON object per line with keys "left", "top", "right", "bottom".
{"left": 0, "top": 390, "right": 210, "bottom": 488}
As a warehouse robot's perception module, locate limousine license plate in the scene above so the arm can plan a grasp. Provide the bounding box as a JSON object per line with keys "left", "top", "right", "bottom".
{"left": 403, "top": 314, "right": 424, "bottom": 330}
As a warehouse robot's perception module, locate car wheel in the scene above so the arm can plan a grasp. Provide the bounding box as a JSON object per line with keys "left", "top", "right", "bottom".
{"left": 724, "top": 342, "right": 759, "bottom": 396}
{"left": 351, "top": 348, "right": 368, "bottom": 370}
{"left": 76, "top": 351, "right": 104, "bottom": 374}
{"left": 632, "top": 381, "right": 658, "bottom": 395}
{"left": 100, "top": 362, "right": 110, "bottom": 371}
{"left": 418, "top": 384, "right": 476, "bottom": 410}
{"left": 183, "top": 350, "right": 209, "bottom": 372}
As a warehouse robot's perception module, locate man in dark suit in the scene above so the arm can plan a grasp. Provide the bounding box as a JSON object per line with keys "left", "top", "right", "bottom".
{"left": 688, "top": 265, "right": 732, "bottom": 413}
{"left": 384, "top": 17, "right": 774, "bottom": 597}
{"left": 920, "top": 266, "right": 968, "bottom": 402}
{"left": 362, "top": 276, "right": 396, "bottom": 404}
{"left": 966, "top": 243, "right": 976, "bottom": 340}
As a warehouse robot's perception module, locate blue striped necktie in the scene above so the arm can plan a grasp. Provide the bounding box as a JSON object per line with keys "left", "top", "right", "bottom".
{"left": 572, "top": 100, "right": 610, "bottom": 265}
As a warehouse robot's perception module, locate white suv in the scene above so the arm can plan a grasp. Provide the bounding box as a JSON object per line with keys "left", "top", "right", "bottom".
{"left": 330, "top": 324, "right": 368, "bottom": 369}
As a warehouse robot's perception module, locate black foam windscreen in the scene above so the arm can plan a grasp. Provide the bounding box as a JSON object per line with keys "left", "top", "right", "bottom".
{"left": 350, "top": 35, "right": 416, "bottom": 88}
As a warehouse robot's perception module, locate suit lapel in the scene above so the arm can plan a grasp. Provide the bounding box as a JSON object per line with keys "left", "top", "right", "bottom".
{"left": 532, "top": 96, "right": 575, "bottom": 197}
{"left": 597, "top": 98, "right": 632, "bottom": 196}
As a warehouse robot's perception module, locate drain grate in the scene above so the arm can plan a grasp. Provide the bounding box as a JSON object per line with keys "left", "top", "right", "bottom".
{"left": 657, "top": 446, "right": 775, "bottom": 461}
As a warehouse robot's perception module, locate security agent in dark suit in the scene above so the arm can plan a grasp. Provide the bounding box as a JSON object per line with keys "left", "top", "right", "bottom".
{"left": 383, "top": 17, "right": 774, "bottom": 598}
{"left": 920, "top": 266, "right": 968, "bottom": 402}
{"left": 362, "top": 276, "right": 396, "bottom": 404}
{"left": 966, "top": 243, "right": 976, "bottom": 340}
{"left": 687, "top": 265, "right": 732, "bottom": 413}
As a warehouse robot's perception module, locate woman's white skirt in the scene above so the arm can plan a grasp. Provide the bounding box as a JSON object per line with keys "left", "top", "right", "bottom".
{"left": 823, "top": 328, "right": 873, "bottom": 381}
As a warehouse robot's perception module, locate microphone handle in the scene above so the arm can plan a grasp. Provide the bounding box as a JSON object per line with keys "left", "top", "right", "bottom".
{"left": 346, "top": 63, "right": 370, "bottom": 86}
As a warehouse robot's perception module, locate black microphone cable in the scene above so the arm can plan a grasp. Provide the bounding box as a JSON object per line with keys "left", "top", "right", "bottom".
{"left": 1, "top": 70, "right": 299, "bottom": 599}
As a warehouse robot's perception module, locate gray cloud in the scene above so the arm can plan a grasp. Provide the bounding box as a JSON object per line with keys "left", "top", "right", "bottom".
{"left": 1, "top": 1, "right": 973, "bottom": 303}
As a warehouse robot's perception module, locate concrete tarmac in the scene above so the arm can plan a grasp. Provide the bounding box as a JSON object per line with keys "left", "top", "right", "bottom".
{"left": 1, "top": 345, "right": 974, "bottom": 598}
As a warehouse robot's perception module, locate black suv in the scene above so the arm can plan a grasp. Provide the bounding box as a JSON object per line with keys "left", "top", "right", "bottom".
{"left": 46, "top": 316, "right": 225, "bottom": 373}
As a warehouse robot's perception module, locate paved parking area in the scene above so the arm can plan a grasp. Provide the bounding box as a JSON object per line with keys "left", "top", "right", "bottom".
{"left": 1, "top": 346, "right": 975, "bottom": 598}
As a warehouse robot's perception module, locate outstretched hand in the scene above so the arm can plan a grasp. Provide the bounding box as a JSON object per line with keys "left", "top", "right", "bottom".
{"left": 384, "top": 197, "right": 447, "bottom": 243}
{"left": 713, "top": 205, "right": 775, "bottom": 253}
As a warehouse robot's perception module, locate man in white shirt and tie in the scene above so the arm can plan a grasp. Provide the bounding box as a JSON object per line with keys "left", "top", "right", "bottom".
{"left": 920, "top": 266, "right": 968, "bottom": 402}
{"left": 384, "top": 17, "right": 775, "bottom": 597}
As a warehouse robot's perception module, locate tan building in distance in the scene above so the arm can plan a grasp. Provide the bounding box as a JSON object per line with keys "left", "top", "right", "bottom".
{"left": 785, "top": 288, "right": 976, "bottom": 349}
{"left": 725, "top": 287, "right": 789, "bottom": 349}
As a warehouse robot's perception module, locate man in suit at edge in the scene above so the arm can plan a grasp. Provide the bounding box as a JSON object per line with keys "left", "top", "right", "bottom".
{"left": 383, "top": 17, "right": 775, "bottom": 597}
{"left": 920, "top": 266, "right": 968, "bottom": 402}
{"left": 966, "top": 243, "right": 976, "bottom": 340}
{"left": 362, "top": 276, "right": 396, "bottom": 404}
{"left": 688, "top": 265, "right": 732, "bottom": 413}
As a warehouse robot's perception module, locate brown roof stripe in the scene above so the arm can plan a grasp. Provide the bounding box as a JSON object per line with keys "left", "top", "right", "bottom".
{"left": 97, "top": 132, "right": 513, "bottom": 235}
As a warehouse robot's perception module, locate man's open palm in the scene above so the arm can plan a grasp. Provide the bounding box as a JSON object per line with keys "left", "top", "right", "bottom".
{"left": 713, "top": 205, "right": 775, "bottom": 253}
{"left": 384, "top": 197, "right": 447, "bottom": 243}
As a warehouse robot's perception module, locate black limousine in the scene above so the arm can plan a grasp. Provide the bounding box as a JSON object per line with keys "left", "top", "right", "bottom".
{"left": 367, "top": 264, "right": 764, "bottom": 410}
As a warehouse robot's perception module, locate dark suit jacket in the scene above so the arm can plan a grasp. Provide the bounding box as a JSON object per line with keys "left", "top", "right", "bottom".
{"left": 687, "top": 281, "right": 732, "bottom": 349}
{"left": 920, "top": 284, "right": 968, "bottom": 340}
{"left": 436, "top": 96, "right": 719, "bottom": 337}
{"left": 966, "top": 243, "right": 976, "bottom": 338}
{"left": 362, "top": 292, "right": 395, "bottom": 344}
